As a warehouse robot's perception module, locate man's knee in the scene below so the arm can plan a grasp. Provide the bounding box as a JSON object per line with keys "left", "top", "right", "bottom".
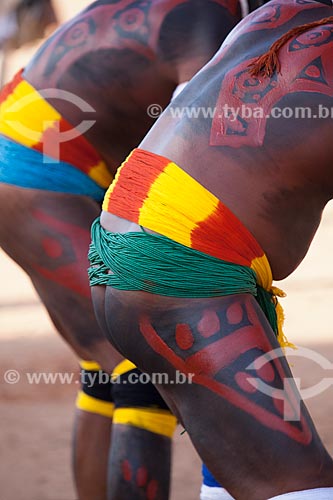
{"left": 76, "top": 360, "right": 114, "bottom": 418}
{"left": 111, "top": 360, "right": 177, "bottom": 438}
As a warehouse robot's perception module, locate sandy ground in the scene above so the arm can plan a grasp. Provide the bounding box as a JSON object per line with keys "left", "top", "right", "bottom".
{"left": 1, "top": 1, "right": 333, "bottom": 499}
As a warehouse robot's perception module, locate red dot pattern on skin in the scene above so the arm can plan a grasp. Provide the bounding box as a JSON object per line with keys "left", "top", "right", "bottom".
{"left": 235, "top": 372, "right": 258, "bottom": 394}
{"left": 139, "top": 301, "right": 313, "bottom": 444}
{"left": 197, "top": 310, "right": 220, "bottom": 338}
{"left": 33, "top": 209, "right": 91, "bottom": 297}
{"left": 147, "top": 479, "right": 159, "bottom": 500}
{"left": 253, "top": 358, "right": 275, "bottom": 383}
{"left": 226, "top": 302, "right": 244, "bottom": 325}
{"left": 136, "top": 466, "right": 148, "bottom": 487}
{"left": 175, "top": 324, "right": 194, "bottom": 350}
{"left": 305, "top": 65, "right": 321, "bottom": 78}
{"left": 41, "top": 237, "right": 63, "bottom": 259}
{"left": 121, "top": 460, "right": 132, "bottom": 482}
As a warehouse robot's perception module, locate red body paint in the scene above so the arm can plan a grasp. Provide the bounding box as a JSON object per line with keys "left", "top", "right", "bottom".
{"left": 226, "top": 302, "right": 244, "bottom": 325}
{"left": 146, "top": 479, "right": 159, "bottom": 500}
{"left": 197, "top": 309, "right": 221, "bottom": 337}
{"left": 32, "top": 209, "right": 91, "bottom": 297}
{"left": 175, "top": 324, "right": 194, "bottom": 350}
{"left": 139, "top": 297, "right": 312, "bottom": 443}
{"left": 121, "top": 459, "right": 132, "bottom": 482}
{"left": 41, "top": 236, "right": 63, "bottom": 259}
{"left": 210, "top": 2, "right": 333, "bottom": 147}
{"left": 136, "top": 466, "right": 148, "bottom": 487}
{"left": 31, "top": 0, "right": 240, "bottom": 87}
{"left": 235, "top": 371, "right": 258, "bottom": 394}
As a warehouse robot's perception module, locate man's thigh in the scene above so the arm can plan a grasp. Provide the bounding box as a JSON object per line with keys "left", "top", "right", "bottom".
{"left": 0, "top": 184, "right": 112, "bottom": 360}
{"left": 96, "top": 287, "right": 332, "bottom": 497}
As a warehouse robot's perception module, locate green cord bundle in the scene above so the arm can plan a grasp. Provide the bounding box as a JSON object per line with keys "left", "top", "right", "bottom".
{"left": 88, "top": 218, "right": 278, "bottom": 336}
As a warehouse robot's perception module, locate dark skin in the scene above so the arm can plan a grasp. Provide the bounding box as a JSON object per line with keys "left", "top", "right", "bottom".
{"left": 93, "top": 289, "right": 333, "bottom": 498}
{"left": 0, "top": 1, "right": 241, "bottom": 499}
{"left": 96, "top": 0, "right": 333, "bottom": 497}
{"left": 108, "top": 425, "right": 172, "bottom": 500}
{"left": 0, "top": 187, "right": 119, "bottom": 500}
{"left": 24, "top": 0, "right": 241, "bottom": 170}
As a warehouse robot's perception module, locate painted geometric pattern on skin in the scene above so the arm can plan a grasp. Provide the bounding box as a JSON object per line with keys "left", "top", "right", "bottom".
{"left": 209, "top": 1, "right": 333, "bottom": 146}
{"left": 139, "top": 295, "right": 312, "bottom": 444}
{"left": 31, "top": 209, "right": 91, "bottom": 298}
{"left": 207, "top": 0, "right": 325, "bottom": 68}
{"left": 37, "top": 0, "right": 239, "bottom": 79}
{"left": 121, "top": 459, "right": 160, "bottom": 500}
{"left": 238, "top": 0, "right": 324, "bottom": 34}
{"left": 113, "top": 424, "right": 170, "bottom": 500}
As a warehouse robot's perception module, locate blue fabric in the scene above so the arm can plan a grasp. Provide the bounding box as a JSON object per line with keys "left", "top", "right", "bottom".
{"left": 0, "top": 134, "right": 106, "bottom": 202}
{"left": 202, "top": 463, "right": 222, "bottom": 487}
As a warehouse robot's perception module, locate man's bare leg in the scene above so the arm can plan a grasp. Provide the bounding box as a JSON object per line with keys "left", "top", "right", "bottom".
{"left": 106, "top": 362, "right": 176, "bottom": 500}
{"left": 0, "top": 185, "right": 120, "bottom": 499}
{"left": 93, "top": 286, "right": 333, "bottom": 500}
{"left": 0, "top": 184, "right": 176, "bottom": 499}
{"left": 108, "top": 424, "right": 172, "bottom": 500}
{"left": 74, "top": 411, "right": 112, "bottom": 500}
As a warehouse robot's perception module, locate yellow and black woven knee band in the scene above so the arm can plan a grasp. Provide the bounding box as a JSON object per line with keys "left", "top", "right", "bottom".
{"left": 113, "top": 407, "right": 177, "bottom": 438}
{"left": 76, "top": 391, "right": 115, "bottom": 418}
{"left": 112, "top": 359, "right": 137, "bottom": 377}
{"left": 111, "top": 360, "right": 176, "bottom": 437}
{"left": 112, "top": 361, "right": 170, "bottom": 410}
{"left": 80, "top": 360, "right": 103, "bottom": 371}
{"left": 76, "top": 360, "right": 114, "bottom": 418}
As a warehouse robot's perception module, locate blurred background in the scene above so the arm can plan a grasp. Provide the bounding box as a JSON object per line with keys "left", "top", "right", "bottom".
{"left": 0, "top": 2, "right": 333, "bottom": 499}
{"left": 0, "top": 0, "right": 92, "bottom": 85}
